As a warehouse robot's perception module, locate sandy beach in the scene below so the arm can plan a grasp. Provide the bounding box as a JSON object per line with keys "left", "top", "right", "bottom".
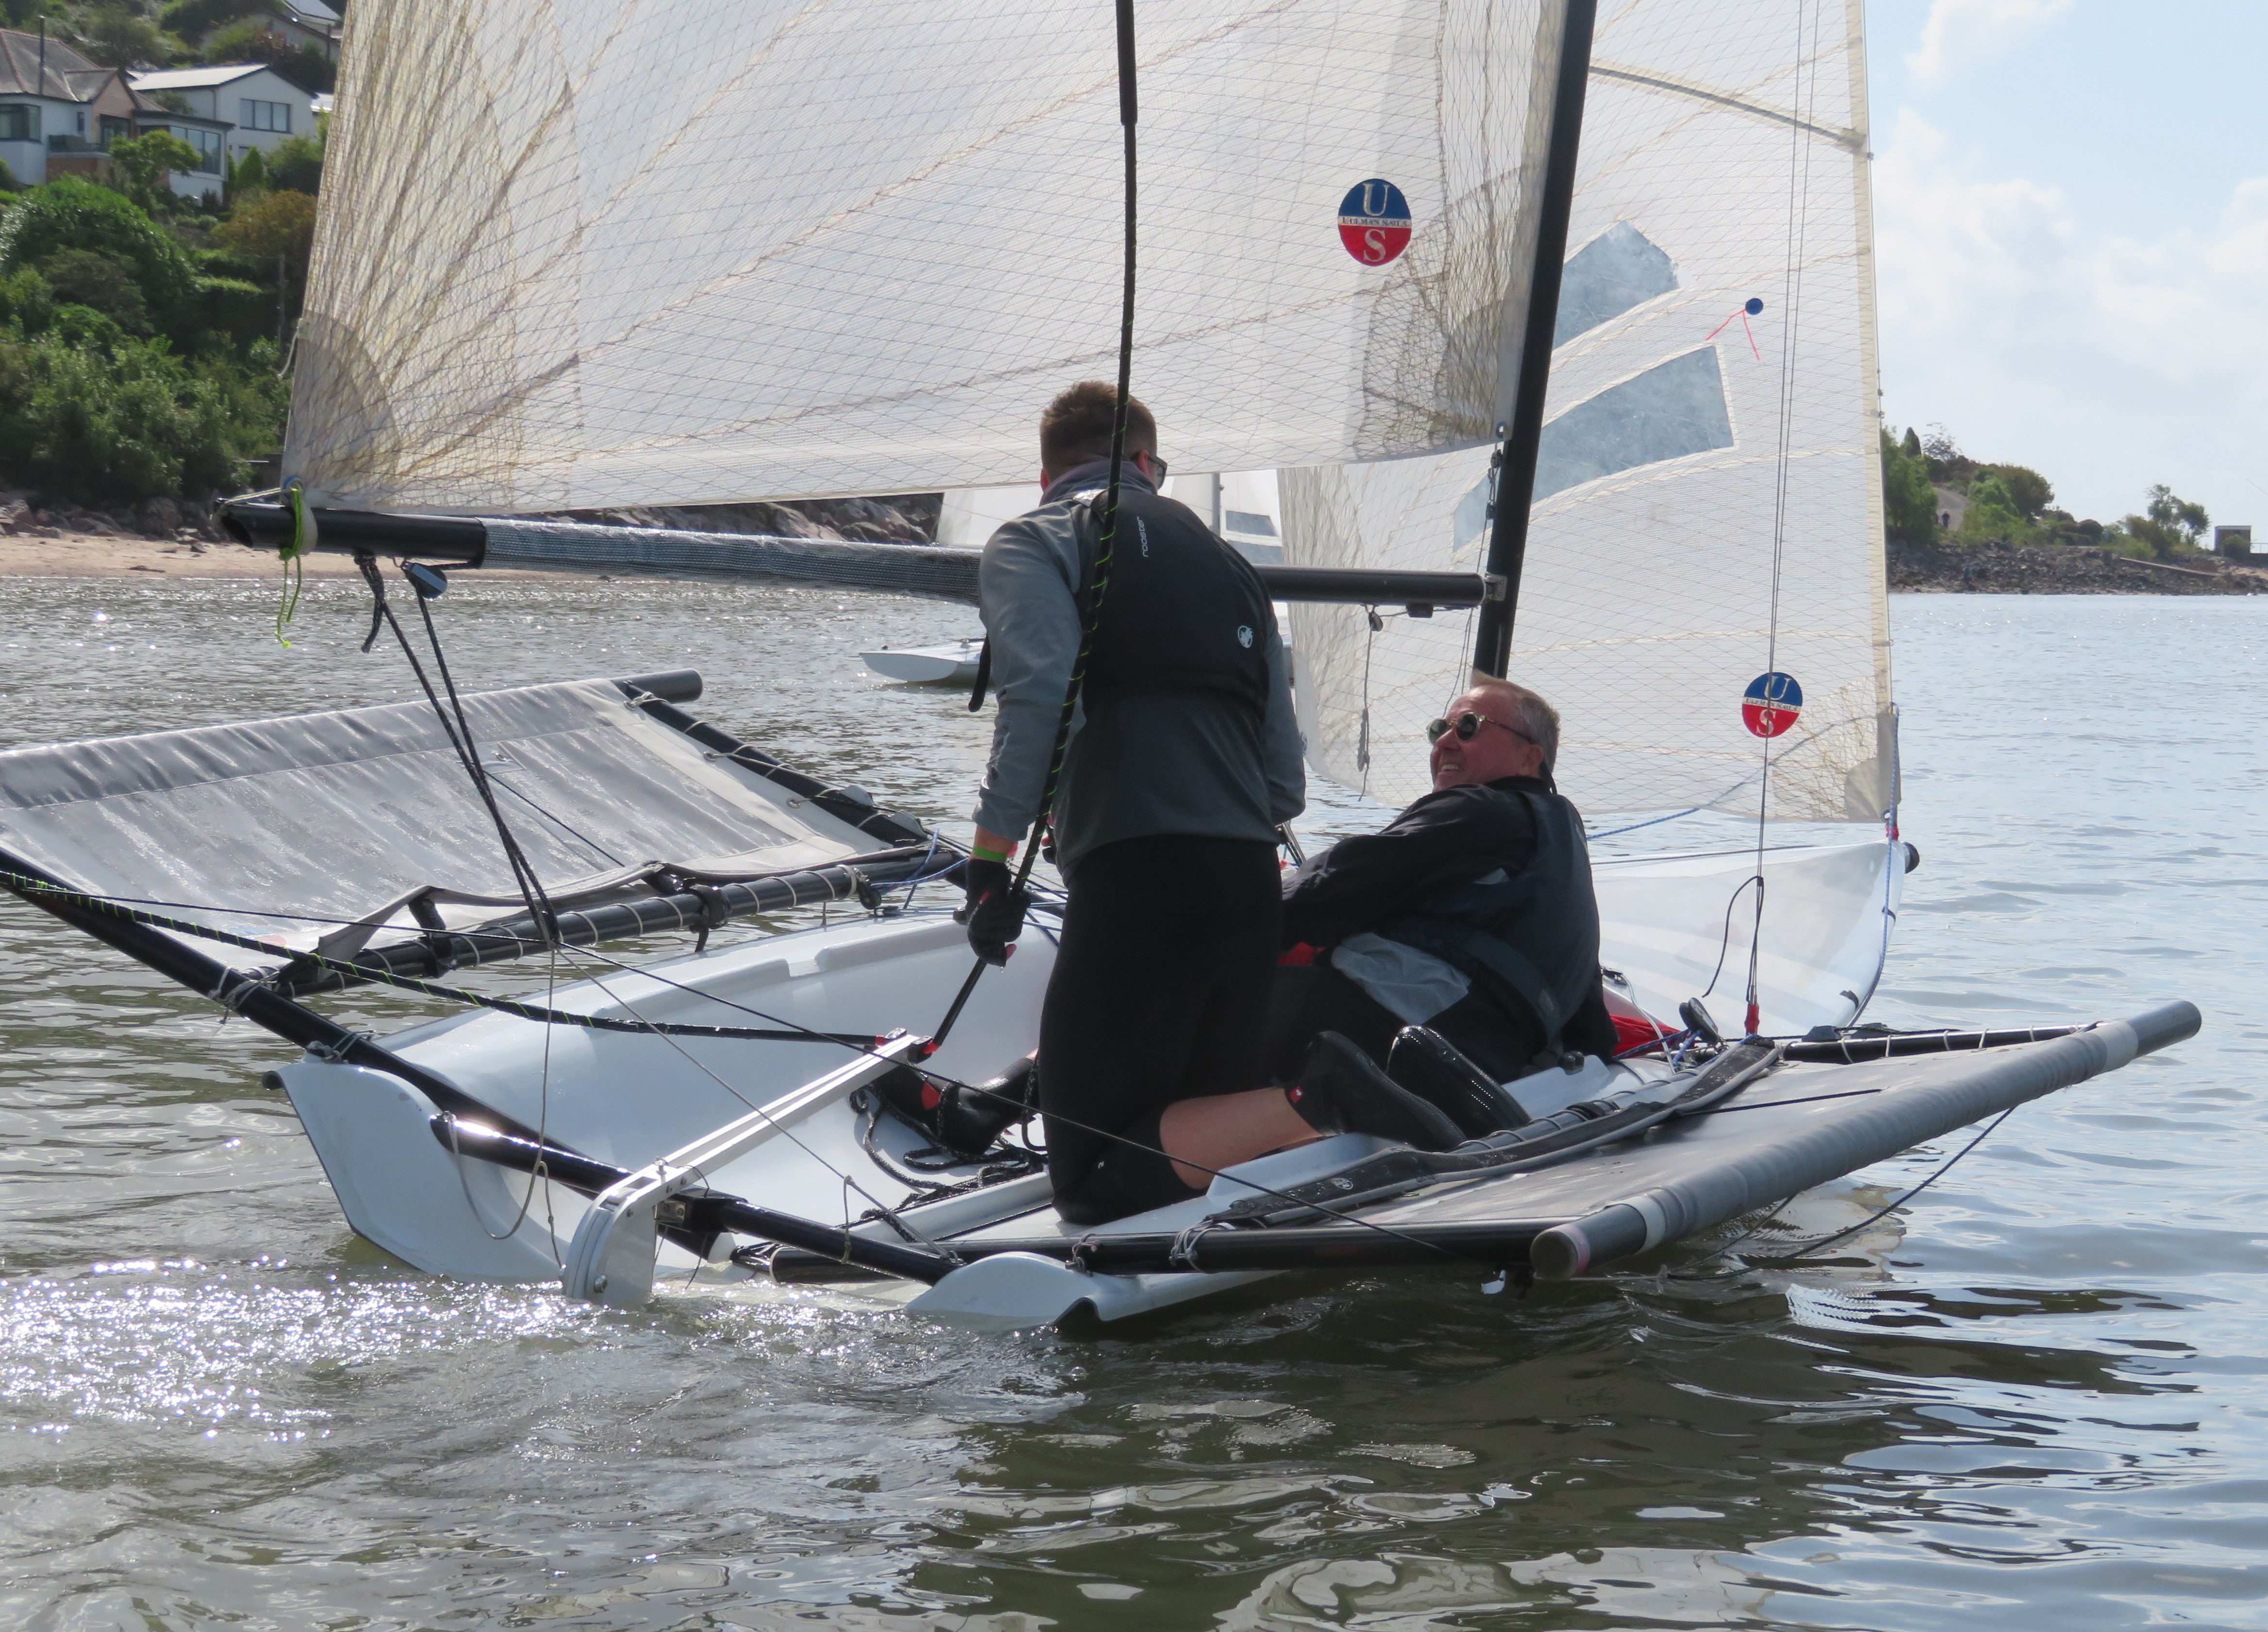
{"left": 0, "top": 531, "right": 570, "bottom": 580}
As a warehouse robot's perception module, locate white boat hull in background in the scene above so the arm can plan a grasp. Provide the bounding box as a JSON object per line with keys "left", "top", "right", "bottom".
{"left": 863, "top": 641, "right": 983, "bottom": 684}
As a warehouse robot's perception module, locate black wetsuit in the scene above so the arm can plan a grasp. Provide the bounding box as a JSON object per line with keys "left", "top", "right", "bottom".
{"left": 1271, "top": 775, "right": 1615, "bottom": 1084}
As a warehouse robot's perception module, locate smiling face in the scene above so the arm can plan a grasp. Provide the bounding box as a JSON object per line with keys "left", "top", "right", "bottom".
{"left": 1429, "top": 688, "right": 1546, "bottom": 791}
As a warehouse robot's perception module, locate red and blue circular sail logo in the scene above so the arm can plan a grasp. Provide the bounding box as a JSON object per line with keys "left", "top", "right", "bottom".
{"left": 1338, "top": 179, "right": 1411, "bottom": 266}
{"left": 1742, "top": 671, "right": 1803, "bottom": 738}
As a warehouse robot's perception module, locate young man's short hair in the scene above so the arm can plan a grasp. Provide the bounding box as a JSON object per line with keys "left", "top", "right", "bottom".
{"left": 1040, "top": 381, "right": 1157, "bottom": 474}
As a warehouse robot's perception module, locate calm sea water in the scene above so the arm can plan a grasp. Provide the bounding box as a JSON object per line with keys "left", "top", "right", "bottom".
{"left": 1, "top": 576, "right": 2263, "bottom": 1631}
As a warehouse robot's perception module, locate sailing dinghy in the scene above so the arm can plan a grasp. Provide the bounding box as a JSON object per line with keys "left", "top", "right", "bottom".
{"left": 2, "top": 0, "right": 2198, "bottom": 1327}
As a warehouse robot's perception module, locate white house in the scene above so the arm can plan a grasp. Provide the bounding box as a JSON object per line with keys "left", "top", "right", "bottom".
{"left": 130, "top": 63, "right": 315, "bottom": 170}
{"left": 0, "top": 27, "right": 173, "bottom": 190}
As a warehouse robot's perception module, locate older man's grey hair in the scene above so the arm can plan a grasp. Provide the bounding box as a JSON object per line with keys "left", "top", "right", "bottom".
{"left": 1465, "top": 678, "right": 1561, "bottom": 771}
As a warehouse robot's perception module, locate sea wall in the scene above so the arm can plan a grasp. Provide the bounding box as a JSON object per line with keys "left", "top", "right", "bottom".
{"left": 1889, "top": 538, "right": 2268, "bottom": 596}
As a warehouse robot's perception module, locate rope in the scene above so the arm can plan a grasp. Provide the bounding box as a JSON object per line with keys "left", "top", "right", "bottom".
{"left": 931, "top": 0, "right": 1139, "bottom": 1051}
{"left": 0, "top": 870, "right": 882, "bottom": 1046}
{"left": 1742, "top": 0, "right": 1826, "bottom": 1037}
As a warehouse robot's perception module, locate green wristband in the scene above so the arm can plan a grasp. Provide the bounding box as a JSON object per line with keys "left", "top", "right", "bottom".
{"left": 971, "top": 844, "right": 1011, "bottom": 864}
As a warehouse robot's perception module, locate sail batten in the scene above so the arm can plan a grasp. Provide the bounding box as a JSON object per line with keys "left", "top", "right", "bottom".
{"left": 293, "top": 0, "right": 1566, "bottom": 512}
{"left": 1286, "top": 0, "right": 1892, "bottom": 825}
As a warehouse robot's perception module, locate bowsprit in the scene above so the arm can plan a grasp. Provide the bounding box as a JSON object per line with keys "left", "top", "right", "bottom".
{"left": 1338, "top": 179, "right": 1412, "bottom": 266}
{"left": 1742, "top": 671, "right": 1803, "bottom": 738}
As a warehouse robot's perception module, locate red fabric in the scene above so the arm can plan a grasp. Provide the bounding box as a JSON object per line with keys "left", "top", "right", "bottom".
{"left": 1278, "top": 942, "right": 1318, "bottom": 967}
{"left": 1602, "top": 985, "right": 1672, "bottom": 1054}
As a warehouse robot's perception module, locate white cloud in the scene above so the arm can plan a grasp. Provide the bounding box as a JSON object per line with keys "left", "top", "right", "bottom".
{"left": 1907, "top": 0, "right": 2074, "bottom": 89}
{"left": 1874, "top": 111, "right": 2268, "bottom": 526}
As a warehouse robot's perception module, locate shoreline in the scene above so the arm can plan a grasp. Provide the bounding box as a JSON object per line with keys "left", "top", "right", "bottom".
{"left": 12, "top": 529, "right": 2268, "bottom": 595}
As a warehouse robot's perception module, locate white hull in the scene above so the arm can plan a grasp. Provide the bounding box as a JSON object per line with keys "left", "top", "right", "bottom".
{"left": 278, "top": 837, "right": 1904, "bottom": 1326}
{"left": 862, "top": 642, "right": 983, "bottom": 684}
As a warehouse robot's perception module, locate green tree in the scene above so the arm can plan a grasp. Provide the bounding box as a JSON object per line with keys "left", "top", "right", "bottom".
{"left": 213, "top": 186, "right": 315, "bottom": 283}
{"left": 35, "top": 247, "right": 152, "bottom": 332}
{"left": 1990, "top": 464, "right": 2054, "bottom": 520}
{"left": 160, "top": 0, "right": 263, "bottom": 44}
{"left": 227, "top": 144, "right": 267, "bottom": 201}
{"left": 1900, "top": 425, "right": 1922, "bottom": 459}
{"left": 0, "top": 156, "right": 19, "bottom": 193}
{"left": 202, "top": 17, "right": 334, "bottom": 91}
{"left": 0, "top": 176, "right": 202, "bottom": 338}
{"left": 266, "top": 129, "right": 323, "bottom": 194}
{"left": 0, "top": 264, "right": 54, "bottom": 333}
{"left": 1955, "top": 468, "right": 2033, "bottom": 546}
{"left": 2121, "top": 485, "right": 2208, "bottom": 557}
{"left": 73, "top": 0, "right": 179, "bottom": 67}
{"left": 1880, "top": 429, "right": 1937, "bottom": 546}
{"left": 105, "top": 131, "right": 203, "bottom": 214}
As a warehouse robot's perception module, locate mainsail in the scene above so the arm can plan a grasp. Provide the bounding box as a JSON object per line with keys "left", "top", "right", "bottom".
{"left": 292, "top": 0, "right": 1569, "bottom": 512}
{"left": 1286, "top": 0, "right": 1894, "bottom": 824}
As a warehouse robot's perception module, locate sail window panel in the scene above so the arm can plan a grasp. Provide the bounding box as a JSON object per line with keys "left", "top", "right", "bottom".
{"left": 1554, "top": 221, "right": 1680, "bottom": 345}
{"left": 1532, "top": 348, "right": 1734, "bottom": 504}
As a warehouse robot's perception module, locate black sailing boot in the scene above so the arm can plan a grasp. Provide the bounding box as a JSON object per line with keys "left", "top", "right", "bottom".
{"left": 1286, "top": 1032, "right": 1463, "bottom": 1152}
{"left": 1386, "top": 1026, "right": 1532, "bottom": 1139}
{"left": 870, "top": 1052, "right": 1037, "bottom": 1158}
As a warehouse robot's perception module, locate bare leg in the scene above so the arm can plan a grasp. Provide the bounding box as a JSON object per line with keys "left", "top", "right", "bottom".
{"left": 1159, "top": 1088, "right": 1321, "bottom": 1190}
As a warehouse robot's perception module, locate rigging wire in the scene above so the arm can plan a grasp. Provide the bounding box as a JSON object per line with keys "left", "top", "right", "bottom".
{"left": 1743, "top": 0, "right": 1827, "bottom": 1037}
{"left": 930, "top": 0, "right": 1141, "bottom": 1051}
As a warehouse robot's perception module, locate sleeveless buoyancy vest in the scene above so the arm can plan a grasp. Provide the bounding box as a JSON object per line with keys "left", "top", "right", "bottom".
{"left": 1074, "top": 485, "right": 1271, "bottom": 716}
{"left": 1371, "top": 786, "right": 1603, "bottom": 1054}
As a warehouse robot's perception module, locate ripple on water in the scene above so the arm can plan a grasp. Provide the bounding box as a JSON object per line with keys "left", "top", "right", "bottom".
{"left": 1, "top": 587, "right": 2265, "bottom": 1628}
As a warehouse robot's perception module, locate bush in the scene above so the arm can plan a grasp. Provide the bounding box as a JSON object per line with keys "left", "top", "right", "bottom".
{"left": 198, "top": 274, "right": 271, "bottom": 346}
{"left": 1991, "top": 463, "right": 2054, "bottom": 520}
{"left": 1954, "top": 468, "right": 2038, "bottom": 547}
{"left": 0, "top": 329, "right": 284, "bottom": 502}
{"left": 1880, "top": 428, "right": 1937, "bottom": 545}
{"left": 160, "top": 0, "right": 263, "bottom": 42}
{"left": 36, "top": 248, "right": 152, "bottom": 333}
{"left": 0, "top": 176, "right": 201, "bottom": 339}
{"left": 0, "top": 264, "right": 54, "bottom": 334}
{"left": 267, "top": 131, "right": 323, "bottom": 195}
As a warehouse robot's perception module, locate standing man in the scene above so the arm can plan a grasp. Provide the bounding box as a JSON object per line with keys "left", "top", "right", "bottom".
{"left": 962, "top": 380, "right": 1310, "bottom": 1224}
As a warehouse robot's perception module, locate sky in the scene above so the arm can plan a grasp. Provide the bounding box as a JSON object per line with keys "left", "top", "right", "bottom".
{"left": 1866, "top": 0, "right": 2268, "bottom": 530}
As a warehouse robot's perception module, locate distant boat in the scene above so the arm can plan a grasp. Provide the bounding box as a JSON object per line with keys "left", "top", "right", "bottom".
{"left": 862, "top": 638, "right": 983, "bottom": 685}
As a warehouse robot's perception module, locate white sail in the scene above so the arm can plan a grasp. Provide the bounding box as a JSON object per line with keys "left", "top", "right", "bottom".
{"left": 1286, "top": 0, "right": 1894, "bottom": 825}
{"left": 291, "top": 0, "right": 1568, "bottom": 512}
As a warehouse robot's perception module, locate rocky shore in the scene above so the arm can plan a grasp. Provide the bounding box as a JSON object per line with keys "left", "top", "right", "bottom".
{"left": 1889, "top": 538, "right": 2268, "bottom": 596}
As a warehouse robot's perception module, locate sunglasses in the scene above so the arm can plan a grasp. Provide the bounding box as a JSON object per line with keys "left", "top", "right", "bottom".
{"left": 1426, "top": 711, "right": 1534, "bottom": 747}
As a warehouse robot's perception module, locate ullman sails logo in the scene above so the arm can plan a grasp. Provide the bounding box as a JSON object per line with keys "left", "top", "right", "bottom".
{"left": 1742, "top": 671, "right": 1803, "bottom": 739}
{"left": 1338, "top": 179, "right": 1411, "bottom": 266}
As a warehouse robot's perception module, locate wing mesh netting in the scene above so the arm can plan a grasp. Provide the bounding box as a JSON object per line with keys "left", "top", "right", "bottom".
{"left": 290, "top": 0, "right": 1560, "bottom": 511}
{"left": 1286, "top": 0, "right": 1895, "bottom": 825}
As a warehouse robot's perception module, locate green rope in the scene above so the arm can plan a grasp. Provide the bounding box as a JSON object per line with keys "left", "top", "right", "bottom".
{"left": 274, "top": 477, "right": 312, "bottom": 646}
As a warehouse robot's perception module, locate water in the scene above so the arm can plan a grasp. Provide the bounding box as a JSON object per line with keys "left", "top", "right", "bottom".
{"left": 3, "top": 578, "right": 2264, "bottom": 1630}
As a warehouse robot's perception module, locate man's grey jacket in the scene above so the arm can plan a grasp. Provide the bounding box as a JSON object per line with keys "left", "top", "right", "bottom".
{"left": 971, "top": 460, "right": 1304, "bottom": 871}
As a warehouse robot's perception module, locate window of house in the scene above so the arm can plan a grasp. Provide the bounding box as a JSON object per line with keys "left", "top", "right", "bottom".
{"left": 169, "top": 125, "right": 225, "bottom": 173}
{"left": 98, "top": 115, "right": 131, "bottom": 148}
{"left": 0, "top": 105, "right": 35, "bottom": 143}
{"left": 241, "top": 99, "right": 292, "bottom": 133}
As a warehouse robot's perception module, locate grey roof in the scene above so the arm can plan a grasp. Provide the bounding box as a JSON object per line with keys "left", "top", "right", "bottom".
{"left": 129, "top": 62, "right": 276, "bottom": 92}
{"left": 0, "top": 28, "right": 102, "bottom": 101}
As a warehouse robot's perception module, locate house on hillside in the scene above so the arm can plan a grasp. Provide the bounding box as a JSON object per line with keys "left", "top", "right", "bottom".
{"left": 130, "top": 62, "right": 314, "bottom": 171}
{"left": 173, "top": 0, "right": 340, "bottom": 64}
{"left": 0, "top": 28, "right": 186, "bottom": 189}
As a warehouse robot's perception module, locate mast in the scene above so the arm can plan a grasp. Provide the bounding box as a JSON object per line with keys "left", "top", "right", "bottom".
{"left": 1471, "top": 0, "right": 1597, "bottom": 680}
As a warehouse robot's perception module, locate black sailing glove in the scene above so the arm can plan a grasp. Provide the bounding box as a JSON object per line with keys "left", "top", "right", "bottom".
{"left": 957, "top": 856, "right": 1030, "bottom": 966}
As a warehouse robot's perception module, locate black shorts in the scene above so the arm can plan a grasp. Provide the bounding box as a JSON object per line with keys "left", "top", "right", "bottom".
{"left": 1039, "top": 834, "right": 1281, "bottom": 1225}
